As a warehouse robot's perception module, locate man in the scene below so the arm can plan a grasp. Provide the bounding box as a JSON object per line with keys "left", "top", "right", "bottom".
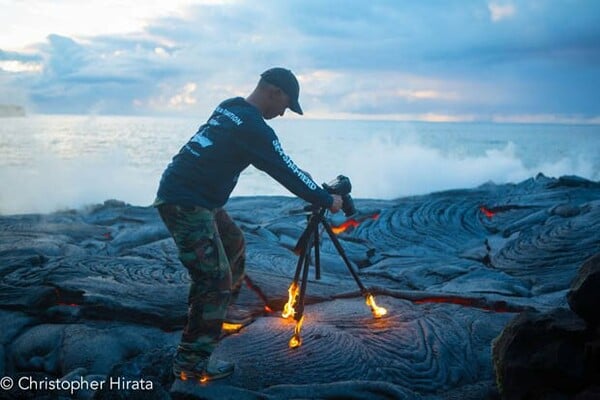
{"left": 154, "top": 67, "right": 343, "bottom": 381}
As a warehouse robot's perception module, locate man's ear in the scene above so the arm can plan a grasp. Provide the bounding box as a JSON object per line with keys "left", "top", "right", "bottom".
{"left": 270, "top": 86, "right": 283, "bottom": 99}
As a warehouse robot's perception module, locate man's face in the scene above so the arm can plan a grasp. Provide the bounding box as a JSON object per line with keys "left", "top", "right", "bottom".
{"left": 264, "top": 88, "right": 290, "bottom": 120}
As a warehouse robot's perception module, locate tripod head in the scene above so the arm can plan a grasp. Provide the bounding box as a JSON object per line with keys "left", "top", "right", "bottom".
{"left": 323, "top": 175, "right": 356, "bottom": 217}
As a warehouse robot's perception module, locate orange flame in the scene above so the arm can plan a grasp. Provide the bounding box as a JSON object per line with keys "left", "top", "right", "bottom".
{"left": 281, "top": 282, "right": 299, "bottom": 319}
{"left": 366, "top": 293, "right": 387, "bottom": 318}
{"left": 289, "top": 316, "right": 304, "bottom": 349}
{"left": 264, "top": 305, "right": 273, "bottom": 313}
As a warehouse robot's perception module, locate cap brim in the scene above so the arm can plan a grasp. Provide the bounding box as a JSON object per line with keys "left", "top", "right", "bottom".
{"left": 289, "top": 99, "right": 303, "bottom": 115}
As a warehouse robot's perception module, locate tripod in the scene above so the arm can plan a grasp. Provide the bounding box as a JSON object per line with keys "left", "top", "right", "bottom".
{"left": 282, "top": 205, "right": 387, "bottom": 348}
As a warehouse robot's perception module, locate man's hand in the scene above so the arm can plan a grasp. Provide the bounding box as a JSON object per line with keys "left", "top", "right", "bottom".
{"left": 329, "top": 194, "right": 343, "bottom": 213}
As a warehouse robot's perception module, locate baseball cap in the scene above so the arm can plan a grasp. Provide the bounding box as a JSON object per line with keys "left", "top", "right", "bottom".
{"left": 260, "top": 67, "right": 303, "bottom": 115}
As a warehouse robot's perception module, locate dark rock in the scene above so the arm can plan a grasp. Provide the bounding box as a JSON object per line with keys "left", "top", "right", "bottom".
{"left": 568, "top": 253, "right": 600, "bottom": 328}
{"left": 492, "top": 308, "right": 589, "bottom": 399}
{"left": 94, "top": 347, "right": 174, "bottom": 400}
{"left": 1, "top": 176, "right": 600, "bottom": 399}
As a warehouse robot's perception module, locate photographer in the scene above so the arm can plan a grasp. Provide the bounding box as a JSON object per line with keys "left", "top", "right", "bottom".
{"left": 153, "top": 67, "right": 342, "bottom": 382}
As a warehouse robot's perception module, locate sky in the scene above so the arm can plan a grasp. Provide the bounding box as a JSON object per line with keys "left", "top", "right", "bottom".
{"left": 1, "top": 0, "right": 599, "bottom": 123}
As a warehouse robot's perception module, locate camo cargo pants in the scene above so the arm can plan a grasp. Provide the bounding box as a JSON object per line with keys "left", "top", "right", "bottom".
{"left": 157, "top": 203, "right": 246, "bottom": 356}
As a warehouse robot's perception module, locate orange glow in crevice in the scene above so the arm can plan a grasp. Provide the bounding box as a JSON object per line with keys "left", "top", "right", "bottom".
{"left": 479, "top": 206, "right": 496, "bottom": 219}
{"left": 221, "top": 322, "right": 244, "bottom": 333}
{"left": 414, "top": 296, "right": 519, "bottom": 313}
{"left": 331, "top": 213, "right": 380, "bottom": 235}
{"left": 54, "top": 288, "right": 80, "bottom": 307}
{"left": 331, "top": 219, "right": 360, "bottom": 235}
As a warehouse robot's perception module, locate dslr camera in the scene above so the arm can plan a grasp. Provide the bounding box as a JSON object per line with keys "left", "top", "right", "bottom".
{"left": 323, "top": 175, "right": 356, "bottom": 217}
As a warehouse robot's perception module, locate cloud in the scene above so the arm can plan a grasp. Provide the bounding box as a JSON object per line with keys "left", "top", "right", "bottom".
{"left": 488, "top": 2, "right": 516, "bottom": 22}
{"left": 1, "top": 1, "right": 599, "bottom": 121}
{"left": 0, "top": 61, "right": 43, "bottom": 73}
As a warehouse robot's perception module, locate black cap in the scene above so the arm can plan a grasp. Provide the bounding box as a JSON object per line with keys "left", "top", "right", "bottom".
{"left": 260, "top": 67, "right": 303, "bottom": 115}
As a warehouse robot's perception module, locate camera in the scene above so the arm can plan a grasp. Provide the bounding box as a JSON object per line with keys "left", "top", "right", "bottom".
{"left": 323, "top": 175, "right": 356, "bottom": 217}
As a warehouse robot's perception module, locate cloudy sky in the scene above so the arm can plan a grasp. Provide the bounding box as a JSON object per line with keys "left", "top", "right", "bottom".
{"left": 1, "top": 0, "right": 599, "bottom": 123}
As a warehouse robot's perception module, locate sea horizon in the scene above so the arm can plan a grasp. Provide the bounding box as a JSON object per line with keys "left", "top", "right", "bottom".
{"left": 1, "top": 113, "right": 599, "bottom": 215}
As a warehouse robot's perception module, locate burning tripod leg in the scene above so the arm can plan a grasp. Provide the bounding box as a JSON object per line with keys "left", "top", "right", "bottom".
{"left": 288, "top": 236, "right": 313, "bottom": 348}
{"left": 320, "top": 214, "right": 387, "bottom": 319}
{"left": 282, "top": 206, "right": 388, "bottom": 349}
{"left": 281, "top": 232, "right": 309, "bottom": 320}
{"left": 283, "top": 215, "right": 317, "bottom": 348}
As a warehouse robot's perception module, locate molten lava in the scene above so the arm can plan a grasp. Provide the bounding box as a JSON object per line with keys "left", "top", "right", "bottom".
{"left": 221, "top": 322, "right": 244, "bottom": 333}
{"left": 289, "top": 316, "right": 304, "bottom": 349}
{"left": 480, "top": 206, "right": 496, "bottom": 219}
{"left": 281, "top": 282, "right": 299, "bottom": 319}
{"left": 331, "top": 213, "right": 380, "bottom": 235}
{"left": 331, "top": 219, "right": 360, "bottom": 234}
{"left": 180, "top": 371, "right": 209, "bottom": 384}
{"left": 366, "top": 293, "right": 387, "bottom": 318}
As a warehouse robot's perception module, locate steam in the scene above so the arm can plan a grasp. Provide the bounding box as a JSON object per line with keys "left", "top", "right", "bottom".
{"left": 0, "top": 152, "right": 161, "bottom": 215}
{"left": 234, "top": 133, "right": 598, "bottom": 201}
{"left": 1, "top": 117, "right": 598, "bottom": 215}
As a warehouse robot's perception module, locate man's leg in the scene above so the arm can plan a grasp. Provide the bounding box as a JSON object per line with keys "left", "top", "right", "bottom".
{"left": 215, "top": 208, "right": 246, "bottom": 296}
{"left": 157, "top": 204, "right": 233, "bottom": 380}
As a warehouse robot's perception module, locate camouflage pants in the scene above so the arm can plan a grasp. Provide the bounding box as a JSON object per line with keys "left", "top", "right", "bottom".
{"left": 157, "top": 204, "right": 246, "bottom": 355}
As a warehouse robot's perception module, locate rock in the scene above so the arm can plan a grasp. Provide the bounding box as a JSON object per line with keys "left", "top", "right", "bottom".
{"left": 1, "top": 176, "right": 600, "bottom": 399}
{"left": 94, "top": 347, "right": 174, "bottom": 400}
{"left": 568, "top": 253, "right": 600, "bottom": 328}
{"left": 492, "top": 308, "right": 589, "bottom": 399}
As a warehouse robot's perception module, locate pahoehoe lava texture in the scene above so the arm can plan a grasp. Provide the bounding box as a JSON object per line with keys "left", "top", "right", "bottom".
{"left": 1, "top": 174, "right": 599, "bottom": 399}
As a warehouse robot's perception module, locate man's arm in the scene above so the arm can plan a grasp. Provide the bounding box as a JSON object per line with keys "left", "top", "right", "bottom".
{"left": 235, "top": 125, "right": 339, "bottom": 211}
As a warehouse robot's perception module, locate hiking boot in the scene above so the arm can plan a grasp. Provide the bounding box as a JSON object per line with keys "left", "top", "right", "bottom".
{"left": 224, "top": 306, "right": 253, "bottom": 325}
{"left": 173, "top": 352, "right": 234, "bottom": 382}
{"left": 205, "top": 358, "right": 235, "bottom": 380}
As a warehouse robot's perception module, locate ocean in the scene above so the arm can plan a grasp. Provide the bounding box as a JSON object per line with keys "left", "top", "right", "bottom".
{"left": 1, "top": 114, "right": 599, "bottom": 215}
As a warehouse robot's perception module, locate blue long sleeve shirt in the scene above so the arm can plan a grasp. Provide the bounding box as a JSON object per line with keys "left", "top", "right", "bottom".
{"left": 156, "top": 97, "right": 333, "bottom": 210}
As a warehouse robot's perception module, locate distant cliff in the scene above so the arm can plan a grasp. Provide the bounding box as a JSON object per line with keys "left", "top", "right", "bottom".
{"left": 0, "top": 104, "right": 26, "bottom": 117}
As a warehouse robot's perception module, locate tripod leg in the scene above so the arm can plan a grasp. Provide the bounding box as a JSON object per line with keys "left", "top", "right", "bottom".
{"left": 289, "top": 242, "right": 311, "bottom": 349}
{"left": 314, "top": 226, "right": 321, "bottom": 280}
{"left": 320, "top": 217, "right": 387, "bottom": 318}
{"left": 320, "top": 218, "right": 367, "bottom": 293}
{"left": 281, "top": 224, "right": 311, "bottom": 318}
{"left": 282, "top": 245, "right": 307, "bottom": 319}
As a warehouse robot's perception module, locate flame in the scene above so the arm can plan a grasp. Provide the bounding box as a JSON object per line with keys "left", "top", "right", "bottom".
{"left": 366, "top": 293, "right": 387, "bottom": 318}
{"left": 281, "top": 282, "right": 299, "bottom": 319}
{"left": 222, "top": 322, "right": 244, "bottom": 333}
{"left": 180, "top": 371, "right": 188, "bottom": 381}
{"left": 289, "top": 316, "right": 304, "bottom": 349}
{"left": 199, "top": 375, "right": 209, "bottom": 384}
{"left": 264, "top": 305, "right": 273, "bottom": 313}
